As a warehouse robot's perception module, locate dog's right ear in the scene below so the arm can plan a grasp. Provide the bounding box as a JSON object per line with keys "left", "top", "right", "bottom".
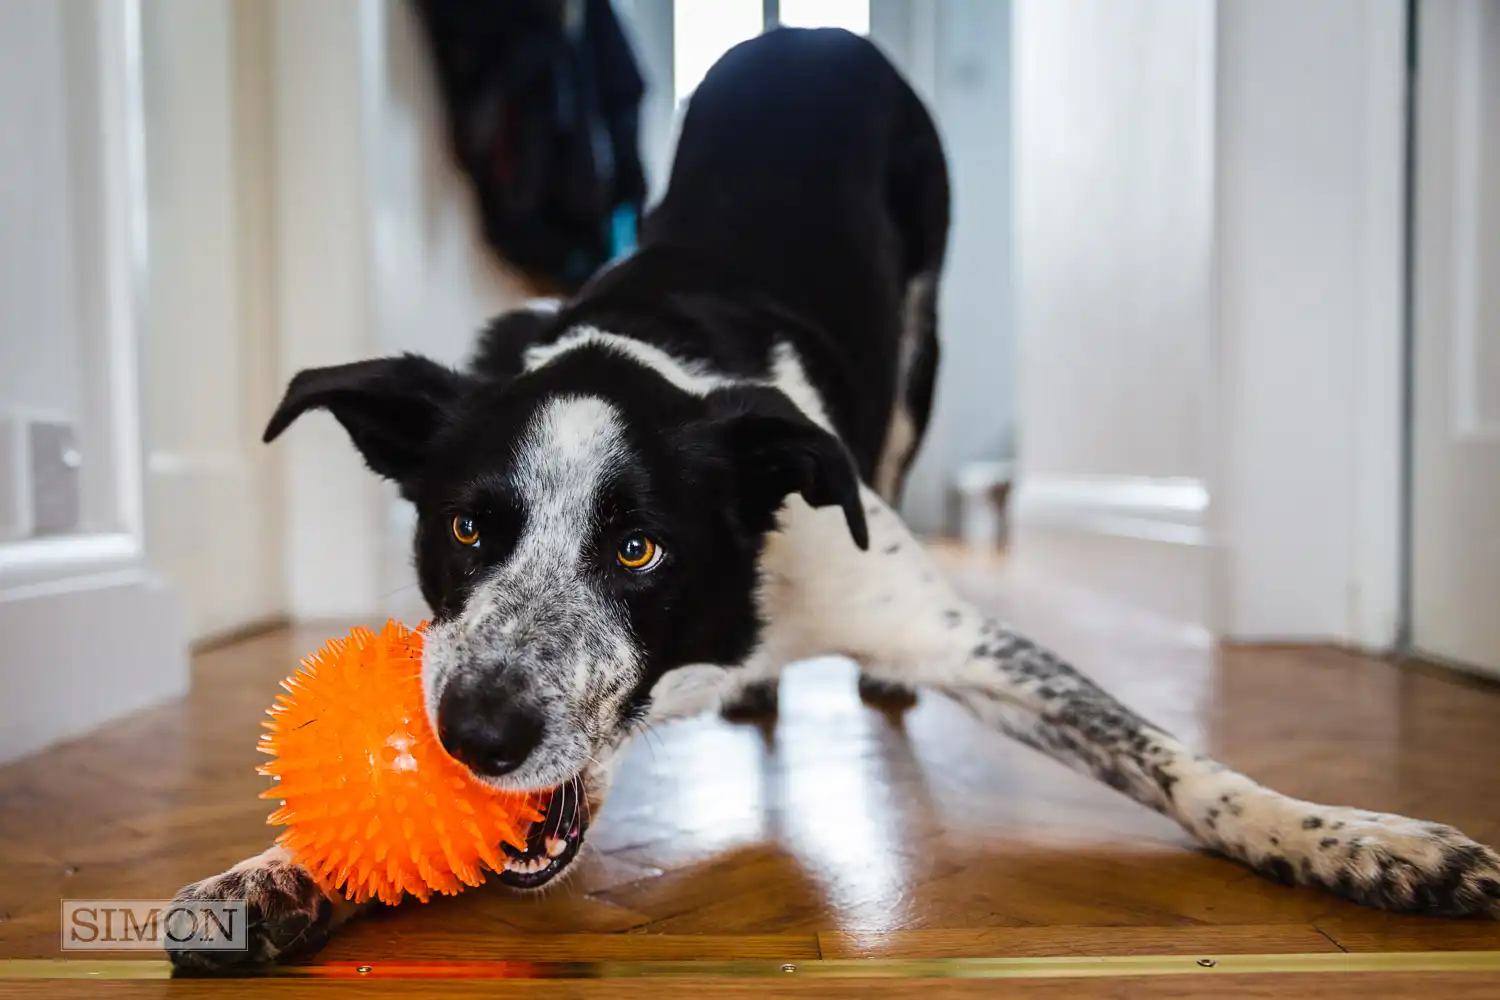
{"left": 700, "top": 385, "right": 870, "bottom": 551}
{"left": 263, "top": 354, "right": 466, "bottom": 491}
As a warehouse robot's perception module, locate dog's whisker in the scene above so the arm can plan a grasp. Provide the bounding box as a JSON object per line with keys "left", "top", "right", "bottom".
{"left": 628, "top": 716, "right": 666, "bottom": 769}
{"left": 378, "top": 581, "right": 422, "bottom": 601}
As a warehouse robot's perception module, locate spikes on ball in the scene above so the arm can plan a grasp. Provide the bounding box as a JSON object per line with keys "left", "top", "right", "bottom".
{"left": 257, "top": 620, "right": 545, "bottom": 905}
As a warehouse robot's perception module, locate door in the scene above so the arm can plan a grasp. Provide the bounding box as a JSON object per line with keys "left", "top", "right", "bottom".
{"left": 1410, "top": 0, "right": 1500, "bottom": 677}
{"left": 0, "top": 0, "right": 188, "bottom": 762}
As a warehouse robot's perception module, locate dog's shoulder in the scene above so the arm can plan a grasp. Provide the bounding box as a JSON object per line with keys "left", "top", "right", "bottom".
{"left": 532, "top": 248, "right": 816, "bottom": 384}
{"left": 470, "top": 249, "right": 861, "bottom": 458}
{"left": 469, "top": 298, "right": 566, "bottom": 381}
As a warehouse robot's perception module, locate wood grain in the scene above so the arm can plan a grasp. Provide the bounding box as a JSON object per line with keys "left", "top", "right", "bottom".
{"left": 1313, "top": 915, "right": 1500, "bottom": 953}
{"left": 3, "top": 546, "right": 1500, "bottom": 998}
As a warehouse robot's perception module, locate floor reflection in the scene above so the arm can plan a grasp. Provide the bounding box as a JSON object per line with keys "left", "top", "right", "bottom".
{"left": 773, "top": 658, "right": 915, "bottom": 931}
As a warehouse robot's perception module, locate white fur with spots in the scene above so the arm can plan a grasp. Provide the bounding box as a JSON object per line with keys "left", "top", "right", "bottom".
{"left": 421, "top": 395, "right": 642, "bottom": 792}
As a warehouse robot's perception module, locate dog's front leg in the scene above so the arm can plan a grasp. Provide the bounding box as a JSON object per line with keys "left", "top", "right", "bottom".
{"left": 167, "top": 846, "right": 370, "bottom": 973}
{"left": 767, "top": 490, "right": 1500, "bottom": 918}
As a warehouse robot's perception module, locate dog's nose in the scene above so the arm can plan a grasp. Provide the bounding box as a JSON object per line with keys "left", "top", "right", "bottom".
{"left": 435, "top": 680, "right": 544, "bottom": 778}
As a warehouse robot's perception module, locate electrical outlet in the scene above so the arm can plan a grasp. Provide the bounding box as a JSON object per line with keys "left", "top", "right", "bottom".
{"left": 28, "top": 419, "right": 81, "bottom": 536}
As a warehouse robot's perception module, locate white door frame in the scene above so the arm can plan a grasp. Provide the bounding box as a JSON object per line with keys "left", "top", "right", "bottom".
{"left": 0, "top": 0, "right": 187, "bottom": 763}
{"left": 1406, "top": 0, "right": 1500, "bottom": 677}
{"left": 0, "top": 0, "right": 151, "bottom": 594}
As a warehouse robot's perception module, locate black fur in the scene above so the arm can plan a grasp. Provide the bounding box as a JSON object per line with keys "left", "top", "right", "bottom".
{"left": 262, "top": 27, "right": 947, "bottom": 722}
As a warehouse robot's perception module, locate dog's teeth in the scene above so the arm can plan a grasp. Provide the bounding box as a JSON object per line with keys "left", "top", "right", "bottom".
{"left": 546, "top": 837, "right": 567, "bottom": 858}
{"left": 505, "top": 855, "right": 550, "bottom": 875}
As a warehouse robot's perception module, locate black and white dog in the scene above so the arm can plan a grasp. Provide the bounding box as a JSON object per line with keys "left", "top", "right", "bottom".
{"left": 172, "top": 28, "right": 1498, "bottom": 970}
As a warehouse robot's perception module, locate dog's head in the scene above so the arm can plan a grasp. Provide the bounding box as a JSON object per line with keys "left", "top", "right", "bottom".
{"left": 264, "top": 339, "right": 867, "bottom": 887}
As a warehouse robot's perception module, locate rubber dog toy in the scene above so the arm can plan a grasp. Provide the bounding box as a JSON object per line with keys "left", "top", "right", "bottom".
{"left": 257, "top": 620, "right": 545, "bottom": 904}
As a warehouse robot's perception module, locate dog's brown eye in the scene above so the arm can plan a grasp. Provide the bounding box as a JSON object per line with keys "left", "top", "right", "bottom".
{"left": 616, "top": 533, "right": 661, "bottom": 572}
{"left": 452, "top": 514, "right": 480, "bottom": 547}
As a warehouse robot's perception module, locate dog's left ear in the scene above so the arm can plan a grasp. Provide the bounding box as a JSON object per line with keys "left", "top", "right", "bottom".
{"left": 263, "top": 354, "right": 467, "bottom": 498}
{"left": 702, "top": 386, "right": 869, "bottom": 550}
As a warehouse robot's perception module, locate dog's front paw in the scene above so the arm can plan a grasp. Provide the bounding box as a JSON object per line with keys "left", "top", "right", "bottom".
{"left": 1273, "top": 807, "right": 1500, "bottom": 918}
{"left": 166, "top": 849, "right": 335, "bottom": 974}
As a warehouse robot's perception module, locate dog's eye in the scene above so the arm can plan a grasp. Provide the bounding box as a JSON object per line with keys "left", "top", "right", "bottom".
{"left": 452, "top": 514, "right": 480, "bottom": 547}
{"left": 616, "top": 533, "right": 662, "bottom": 572}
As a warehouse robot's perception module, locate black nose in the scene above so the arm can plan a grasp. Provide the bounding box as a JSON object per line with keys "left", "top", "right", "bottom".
{"left": 435, "top": 679, "right": 545, "bottom": 778}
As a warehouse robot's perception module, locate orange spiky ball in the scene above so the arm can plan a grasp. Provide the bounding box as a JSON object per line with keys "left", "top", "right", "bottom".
{"left": 256, "top": 621, "right": 545, "bottom": 905}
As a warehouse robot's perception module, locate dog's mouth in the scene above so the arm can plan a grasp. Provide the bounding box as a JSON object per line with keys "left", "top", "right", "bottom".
{"left": 495, "top": 780, "right": 586, "bottom": 889}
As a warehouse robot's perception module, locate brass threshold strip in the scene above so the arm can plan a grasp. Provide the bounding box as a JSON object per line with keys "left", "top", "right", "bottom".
{"left": 2, "top": 951, "right": 1499, "bottom": 981}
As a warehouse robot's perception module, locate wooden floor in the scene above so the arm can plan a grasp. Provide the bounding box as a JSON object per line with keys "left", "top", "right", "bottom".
{"left": 3, "top": 547, "right": 1499, "bottom": 997}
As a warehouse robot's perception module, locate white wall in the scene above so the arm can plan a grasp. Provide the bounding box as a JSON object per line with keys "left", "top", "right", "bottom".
{"left": 267, "top": 0, "right": 533, "bottom": 622}
{"left": 1014, "top": 0, "right": 1215, "bottom": 484}
{"left": 899, "top": 0, "right": 1016, "bottom": 537}
{"left": 269, "top": 0, "right": 388, "bottom": 621}
{"left": 139, "top": 0, "right": 286, "bottom": 641}
{"left": 1214, "top": 0, "right": 1406, "bottom": 645}
{"left": 1010, "top": 0, "right": 1217, "bottom": 624}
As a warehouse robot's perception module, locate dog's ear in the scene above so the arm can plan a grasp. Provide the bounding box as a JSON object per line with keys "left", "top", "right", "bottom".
{"left": 702, "top": 386, "right": 869, "bottom": 551}
{"left": 263, "top": 354, "right": 466, "bottom": 492}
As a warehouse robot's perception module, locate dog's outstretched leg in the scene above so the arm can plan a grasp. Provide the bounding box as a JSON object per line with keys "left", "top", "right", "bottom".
{"left": 763, "top": 490, "right": 1500, "bottom": 918}
{"left": 914, "top": 623, "right": 1500, "bottom": 916}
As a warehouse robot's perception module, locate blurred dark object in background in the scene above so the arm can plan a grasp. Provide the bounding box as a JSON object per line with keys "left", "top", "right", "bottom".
{"left": 411, "top": 0, "right": 646, "bottom": 292}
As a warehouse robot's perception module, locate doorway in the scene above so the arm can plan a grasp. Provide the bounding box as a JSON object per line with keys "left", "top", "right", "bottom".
{"left": 1407, "top": 0, "right": 1500, "bottom": 679}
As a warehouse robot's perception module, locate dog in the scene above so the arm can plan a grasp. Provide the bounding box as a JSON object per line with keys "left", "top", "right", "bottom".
{"left": 170, "top": 27, "right": 1500, "bottom": 971}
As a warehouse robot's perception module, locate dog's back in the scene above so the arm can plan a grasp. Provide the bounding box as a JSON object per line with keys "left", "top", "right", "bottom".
{"left": 640, "top": 27, "right": 949, "bottom": 490}
{"left": 470, "top": 28, "right": 948, "bottom": 492}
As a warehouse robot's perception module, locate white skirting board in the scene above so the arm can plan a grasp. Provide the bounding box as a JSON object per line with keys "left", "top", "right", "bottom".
{"left": 1012, "top": 474, "right": 1209, "bottom": 546}
{"left": 1010, "top": 474, "right": 1213, "bottom": 628}
{"left": 0, "top": 572, "right": 187, "bottom": 764}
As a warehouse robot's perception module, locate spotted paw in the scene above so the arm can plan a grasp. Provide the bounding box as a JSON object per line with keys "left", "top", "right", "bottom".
{"left": 166, "top": 852, "right": 335, "bottom": 973}
{"left": 1265, "top": 807, "right": 1500, "bottom": 918}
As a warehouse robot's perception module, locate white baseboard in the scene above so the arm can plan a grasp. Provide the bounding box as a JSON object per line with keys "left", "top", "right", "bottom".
{"left": 1012, "top": 474, "right": 1210, "bottom": 546}
{"left": 1011, "top": 475, "right": 1213, "bottom": 628}
{"left": 0, "top": 532, "right": 143, "bottom": 593}
{"left": 0, "top": 572, "right": 187, "bottom": 763}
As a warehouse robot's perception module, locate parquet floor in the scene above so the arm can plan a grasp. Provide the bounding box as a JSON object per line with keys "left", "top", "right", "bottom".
{"left": 2, "top": 546, "right": 1499, "bottom": 997}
